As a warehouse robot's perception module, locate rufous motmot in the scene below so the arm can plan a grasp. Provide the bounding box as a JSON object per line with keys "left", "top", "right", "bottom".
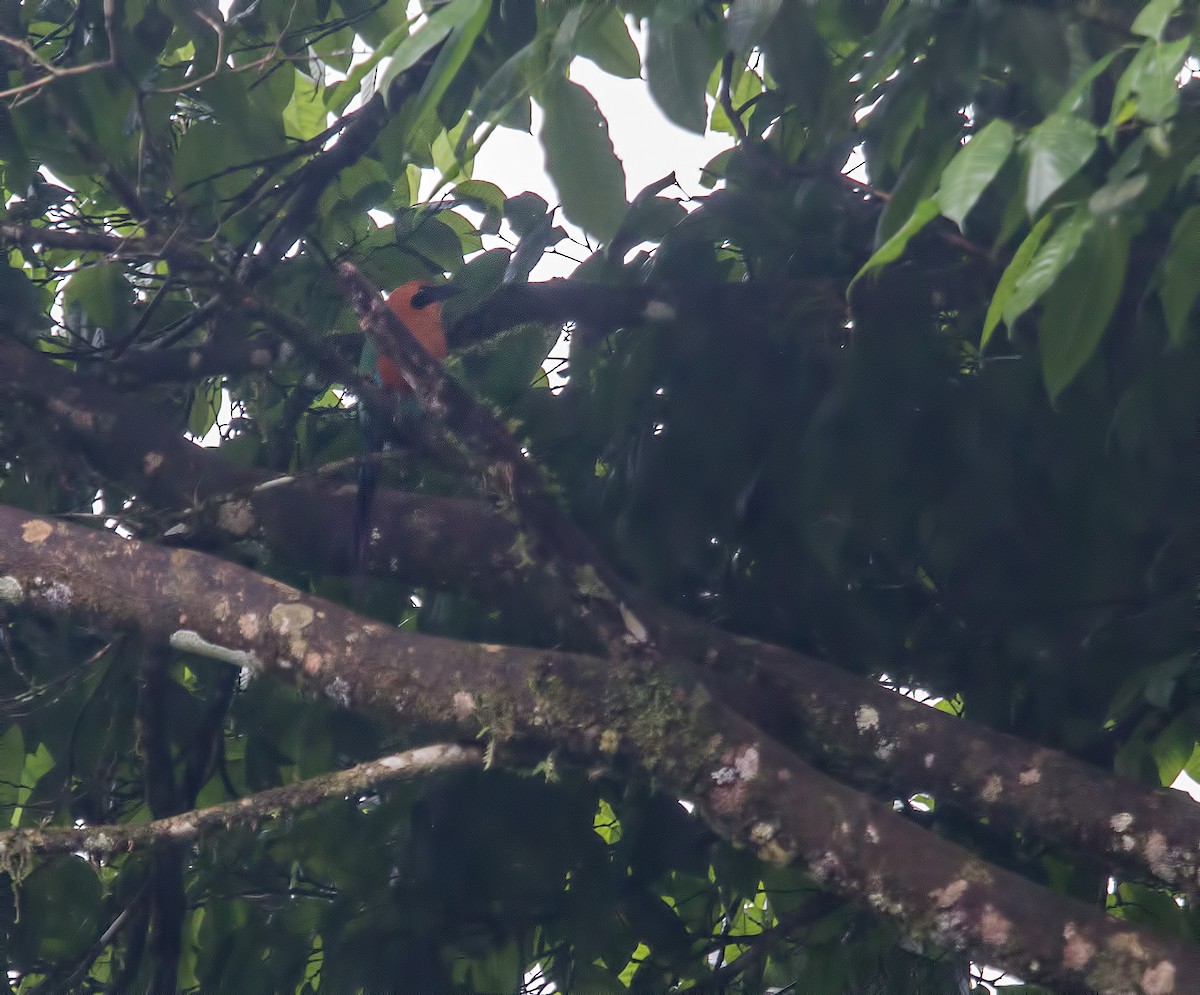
{"left": 353, "top": 280, "right": 449, "bottom": 569}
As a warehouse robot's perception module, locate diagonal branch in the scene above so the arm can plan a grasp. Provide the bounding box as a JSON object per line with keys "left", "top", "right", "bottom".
{"left": 4, "top": 338, "right": 1200, "bottom": 903}
{"left": 241, "top": 50, "right": 442, "bottom": 284}
{"left": 339, "top": 262, "right": 652, "bottom": 651}
{"left": 1, "top": 504, "right": 1198, "bottom": 995}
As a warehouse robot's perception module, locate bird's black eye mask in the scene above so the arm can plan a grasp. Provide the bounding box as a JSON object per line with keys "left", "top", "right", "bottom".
{"left": 410, "top": 284, "right": 461, "bottom": 309}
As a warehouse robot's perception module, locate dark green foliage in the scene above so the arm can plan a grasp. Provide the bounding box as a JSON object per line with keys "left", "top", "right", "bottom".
{"left": 0, "top": 0, "right": 1198, "bottom": 992}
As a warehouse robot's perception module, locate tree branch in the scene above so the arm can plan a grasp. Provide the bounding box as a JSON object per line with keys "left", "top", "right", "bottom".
{"left": 5, "top": 338, "right": 1199, "bottom": 903}
{"left": 339, "top": 262, "right": 652, "bottom": 651}
{"left": 0, "top": 744, "right": 481, "bottom": 860}
{"left": 1, "top": 505, "right": 1198, "bottom": 994}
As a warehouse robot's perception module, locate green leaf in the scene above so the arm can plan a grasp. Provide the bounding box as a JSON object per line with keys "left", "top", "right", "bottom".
{"left": 0, "top": 725, "right": 24, "bottom": 822}
{"left": 711, "top": 66, "right": 762, "bottom": 137}
{"left": 1150, "top": 714, "right": 1196, "bottom": 787}
{"left": 1054, "top": 50, "right": 1119, "bottom": 117}
{"left": 16, "top": 859, "right": 101, "bottom": 959}
{"left": 174, "top": 120, "right": 252, "bottom": 213}
{"left": 576, "top": 5, "right": 641, "bottom": 79}
{"left": 850, "top": 198, "right": 941, "bottom": 289}
{"left": 388, "top": 0, "right": 491, "bottom": 137}
{"left": 539, "top": 77, "right": 628, "bottom": 241}
{"left": 312, "top": 23, "right": 356, "bottom": 73}
{"left": 759, "top": 3, "right": 827, "bottom": 116}
{"left": 63, "top": 263, "right": 133, "bottom": 338}
{"left": 1038, "top": 220, "right": 1128, "bottom": 400}
{"left": 0, "top": 264, "right": 42, "bottom": 338}
{"left": 1087, "top": 173, "right": 1148, "bottom": 216}
{"left": 283, "top": 69, "right": 326, "bottom": 141}
{"left": 646, "top": 2, "right": 717, "bottom": 133}
{"left": 1131, "top": 0, "right": 1180, "bottom": 40}
{"left": 15, "top": 742, "right": 54, "bottom": 815}
{"left": 1183, "top": 739, "right": 1200, "bottom": 786}
{"left": 435, "top": 208, "right": 484, "bottom": 255}
{"left": 981, "top": 212, "right": 1054, "bottom": 347}
{"left": 1023, "top": 113, "right": 1097, "bottom": 216}
{"left": 189, "top": 379, "right": 223, "bottom": 439}
{"left": 1003, "top": 208, "right": 1092, "bottom": 330}
{"left": 504, "top": 191, "right": 551, "bottom": 236}
{"left": 937, "top": 119, "right": 1015, "bottom": 228}
{"left": 454, "top": 178, "right": 505, "bottom": 212}
{"left": 460, "top": 37, "right": 544, "bottom": 148}
{"left": 1125, "top": 36, "right": 1190, "bottom": 124}
{"left": 1158, "top": 204, "right": 1200, "bottom": 347}
{"left": 327, "top": 0, "right": 482, "bottom": 115}
{"left": 453, "top": 178, "right": 506, "bottom": 231}
{"left": 609, "top": 196, "right": 688, "bottom": 260}
{"left": 726, "top": 0, "right": 783, "bottom": 54}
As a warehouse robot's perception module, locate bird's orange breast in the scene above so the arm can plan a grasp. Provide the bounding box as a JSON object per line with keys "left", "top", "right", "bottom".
{"left": 375, "top": 281, "right": 448, "bottom": 391}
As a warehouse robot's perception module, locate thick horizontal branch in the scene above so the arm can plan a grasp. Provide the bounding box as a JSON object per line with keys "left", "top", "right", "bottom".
{"left": 0, "top": 744, "right": 480, "bottom": 861}
{"left": 4, "top": 339, "right": 1199, "bottom": 904}
{"left": 1, "top": 504, "right": 1198, "bottom": 993}
{"left": 445, "top": 278, "right": 849, "bottom": 352}
{"left": 0, "top": 340, "right": 592, "bottom": 646}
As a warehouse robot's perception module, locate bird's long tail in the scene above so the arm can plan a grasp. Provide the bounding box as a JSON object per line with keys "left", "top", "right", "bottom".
{"left": 351, "top": 407, "right": 384, "bottom": 580}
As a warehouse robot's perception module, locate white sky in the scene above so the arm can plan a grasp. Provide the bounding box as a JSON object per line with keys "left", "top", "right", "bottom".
{"left": 463, "top": 53, "right": 729, "bottom": 279}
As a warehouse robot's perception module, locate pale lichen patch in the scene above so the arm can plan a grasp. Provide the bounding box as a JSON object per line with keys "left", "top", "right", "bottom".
{"left": 810, "top": 852, "right": 843, "bottom": 883}
{"left": 21, "top": 520, "right": 52, "bottom": 544}
{"left": 325, "top": 675, "right": 352, "bottom": 709}
{"left": 931, "top": 879, "right": 968, "bottom": 908}
{"left": 143, "top": 452, "right": 164, "bottom": 475}
{"left": 270, "top": 603, "right": 315, "bottom": 659}
{"left": 856, "top": 705, "right": 880, "bottom": 733}
{"left": 758, "top": 836, "right": 797, "bottom": 866}
{"left": 1141, "top": 959, "right": 1176, "bottom": 995}
{"left": 452, "top": 691, "right": 476, "bottom": 720}
{"left": 734, "top": 745, "right": 759, "bottom": 781}
{"left": 1110, "top": 812, "right": 1134, "bottom": 833}
{"left": 238, "top": 613, "right": 260, "bottom": 640}
{"left": 217, "top": 499, "right": 256, "bottom": 537}
{"left": 1018, "top": 767, "right": 1041, "bottom": 786}
{"left": 0, "top": 577, "right": 23, "bottom": 603}
{"left": 643, "top": 299, "right": 676, "bottom": 322}
{"left": 979, "top": 905, "right": 1011, "bottom": 945}
{"left": 1062, "top": 922, "right": 1095, "bottom": 970}
{"left": 1143, "top": 829, "right": 1173, "bottom": 880}
{"left": 35, "top": 579, "right": 71, "bottom": 608}
{"left": 980, "top": 774, "right": 1003, "bottom": 803}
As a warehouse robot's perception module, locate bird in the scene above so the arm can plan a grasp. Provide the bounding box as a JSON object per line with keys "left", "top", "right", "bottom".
{"left": 352, "top": 280, "right": 449, "bottom": 573}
